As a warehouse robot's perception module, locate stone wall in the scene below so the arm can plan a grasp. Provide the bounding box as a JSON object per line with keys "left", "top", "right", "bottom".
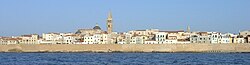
{"left": 1, "top": 43, "right": 250, "bottom": 52}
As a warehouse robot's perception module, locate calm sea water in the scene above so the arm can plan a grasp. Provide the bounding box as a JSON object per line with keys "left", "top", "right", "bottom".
{"left": 0, "top": 53, "right": 250, "bottom": 65}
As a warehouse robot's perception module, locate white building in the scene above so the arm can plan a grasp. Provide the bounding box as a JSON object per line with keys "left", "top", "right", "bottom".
{"left": 41, "top": 33, "right": 75, "bottom": 44}
{"left": 145, "top": 40, "right": 157, "bottom": 44}
{"left": 130, "top": 35, "right": 148, "bottom": 44}
{"left": 18, "top": 34, "right": 39, "bottom": 44}
{"left": 0, "top": 37, "right": 21, "bottom": 45}
{"left": 208, "top": 32, "right": 220, "bottom": 43}
{"left": 63, "top": 34, "right": 77, "bottom": 44}
{"left": 218, "top": 34, "right": 231, "bottom": 43}
{"left": 83, "top": 34, "right": 95, "bottom": 44}
{"left": 155, "top": 32, "right": 167, "bottom": 44}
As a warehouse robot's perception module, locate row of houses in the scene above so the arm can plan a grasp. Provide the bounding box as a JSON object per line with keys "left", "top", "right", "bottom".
{"left": 1, "top": 29, "right": 250, "bottom": 45}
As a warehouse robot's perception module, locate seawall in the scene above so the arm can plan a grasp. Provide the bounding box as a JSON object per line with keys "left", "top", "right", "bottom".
{"left": 1, "top": 43, "right": 250, "bottom": 53}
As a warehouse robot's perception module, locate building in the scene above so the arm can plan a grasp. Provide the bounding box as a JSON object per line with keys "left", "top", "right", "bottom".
{"left": 190, "top": 32, "right": 221, "bottom": 43}
{"left": 232, "top": 36, "right": 245, "bottom": 43}
{"left": 107, "top": 11, "right": 113, "bottom": 34}
{"left": 100, "top": 33, "right": 109, "bottom": 44}
{"left": 190, "top": 34, "right": 211, "bottom": 43}
{"left": 83, "top": 32, "right": 111, "bottom": 44}
{"left": 41, "top": 33, "right": 75, "bottom": 44}
{"left": 124, "top": 33, "right": 133, "bottom": 44}
{"left": 240, "top": 30, "right": 250, "bottom": 37}
{"left": 116, "top": 33, "right": 126, "bottom": 44}
{"left": 63, "top": 34, "right": 78, "bottom": 44}
{"left": 75, "top": 24, "right": 103, "bottom": 35}
{"left": 247, "top": 35, "right": 250, "bottom": 43}
{"left": 130, "top": 35, "right": 148, "bottom": 44}
{"left": 83, "top": 34, "right": 95, "bottom": 44}
{"left": 129, "top": 29, "right": 159, "bottom": 36}
{"left": 41, "top": 33, "right": 62, "bottom": 44}
{"left": 0, "top": 37, "right": 21, "bottom": 45}
{"left": 160, "top": 30, "right": 187, "bottom": 40}
{"left": 209, "top": 32, "right": 220, "bottom": 43}
{"left": 218, "top": 34, "right": 231, "bottom": 43}
{"left": 145, "top": 40, "right": 157, "bottom": 44}
{"left": 239, "top": 30, "right": 250, "bottom": 43}
{"left": 155, "top": 32, "right": 167, "bottom": 44}
{"left": 18, "top": 34, "right": 39, "bottom": 44}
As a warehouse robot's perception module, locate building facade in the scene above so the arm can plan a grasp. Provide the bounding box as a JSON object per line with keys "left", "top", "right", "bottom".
{"left": 19, "top": 34, "right": 39, "bottom": 44}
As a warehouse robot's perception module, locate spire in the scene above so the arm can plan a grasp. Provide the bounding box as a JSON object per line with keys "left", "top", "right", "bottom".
{"left": 187, "top": 26, "right": 191, "bottom": 32}
{"left": 107, "top": 11, "right": 112, "bottom": 20}
{"left": 107, "top": 10, "right": 113, "bottom": 34}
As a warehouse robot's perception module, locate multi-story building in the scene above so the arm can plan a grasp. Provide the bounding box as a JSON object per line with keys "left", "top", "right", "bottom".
{"left": 63, "top": 34, "right": 78, "bottom": 44}
{"left": 130, "top": 35, "right": 148, "bottom": 44}
{"left": 190, "top": 32, "right": 221, "bottom": 43}
{"left": 41, "top": 33, "right": 75, "bottom": 44}
{"left": 240, "top": 30, "right": 250, "bottom": 37}
{"left": 101, "top": 33, "right": 109, "bottom": 44}
{"left": 155, "top": 32, "right": 167, "bottom": 44}
{"left": 117, "top": 33, "right": 126, "bottom": 44}
{"left": 0, "top": 37, "right": 21, "bottom": 45}
{"left": 190, "top": 34, "right": 211, "bottom": 43}
{"left": 240, "top": 30, "right": 250, "bottom": 43}
{"left": 83, "top": 33, "right": 111, "bottom": 44}
{"left": 18, "top": 34, "right": 39, "bottom": 44}
{"left": 125, "top": 33, "right": 133, "bottom": 44}
{"left": 145, "top": 40, "right": 157, "bottom": 44}
{"left": 218, "top": 34, "right": 231, "bottom": 43}
{"left": 83, "top": 34, "right": 95, "bottom": 44}
{"left": 209, "top": 32, "right": 220, "bottom": 43}
{"left": 232, "top": 36, "right": 245, "bottom": 43}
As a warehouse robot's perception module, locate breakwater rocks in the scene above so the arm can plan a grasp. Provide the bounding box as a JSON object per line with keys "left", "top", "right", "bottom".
{"left": 0, "top": 43, "right": 250, "bottom": 53}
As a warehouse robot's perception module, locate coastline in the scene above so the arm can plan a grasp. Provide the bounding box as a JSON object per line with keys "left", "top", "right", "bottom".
{"left": 1, "top": 43, "right": 250, "bottom": 53}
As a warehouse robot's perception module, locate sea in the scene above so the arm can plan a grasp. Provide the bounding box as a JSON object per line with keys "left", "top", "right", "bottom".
{"left": 0, "top": 53, "right": 250, "bottom": 65}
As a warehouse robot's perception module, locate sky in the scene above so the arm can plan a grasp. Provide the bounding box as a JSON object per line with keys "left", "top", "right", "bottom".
{"left": 0, "top": 0, "right": 250, "bottom": 36}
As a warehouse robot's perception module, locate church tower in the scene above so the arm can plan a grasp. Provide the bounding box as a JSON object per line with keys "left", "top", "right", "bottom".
{"left": 107, "top": 11, "right": 113, "bottom": 34}
{"left": 187, "top": 26, "right": 191, "bottom": 33}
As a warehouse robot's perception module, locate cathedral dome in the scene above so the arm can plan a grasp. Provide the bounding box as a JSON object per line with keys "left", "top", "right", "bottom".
{"left": 93, "top": 24, "right": 101, "bottom": 30}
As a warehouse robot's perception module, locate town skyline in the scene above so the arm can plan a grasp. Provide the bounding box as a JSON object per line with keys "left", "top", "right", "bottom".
{"left": 1, "top": 1, "right": 250, "bottom": 65}
{"left": 1, "top": 0, "right": 250, "bottom": 36}
{"left": 1, "top": 11, "right": 249, "bottom": 45}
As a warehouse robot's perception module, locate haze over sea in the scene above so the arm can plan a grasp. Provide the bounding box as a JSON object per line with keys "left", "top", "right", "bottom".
{"left": 0, "top": 53, "right": 250, "bottom": 65}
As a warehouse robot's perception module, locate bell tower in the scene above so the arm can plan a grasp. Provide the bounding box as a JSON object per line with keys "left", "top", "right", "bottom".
{"left": 187, "top": 26, "right": 191, "bottom": 33}
{"left": 107, "top": 11, "right": 113, "bottom": 34}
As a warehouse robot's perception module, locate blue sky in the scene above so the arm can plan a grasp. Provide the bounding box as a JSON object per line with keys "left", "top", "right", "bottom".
{"left": 0, "top": 0, "right": 249, "bottom": 36}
